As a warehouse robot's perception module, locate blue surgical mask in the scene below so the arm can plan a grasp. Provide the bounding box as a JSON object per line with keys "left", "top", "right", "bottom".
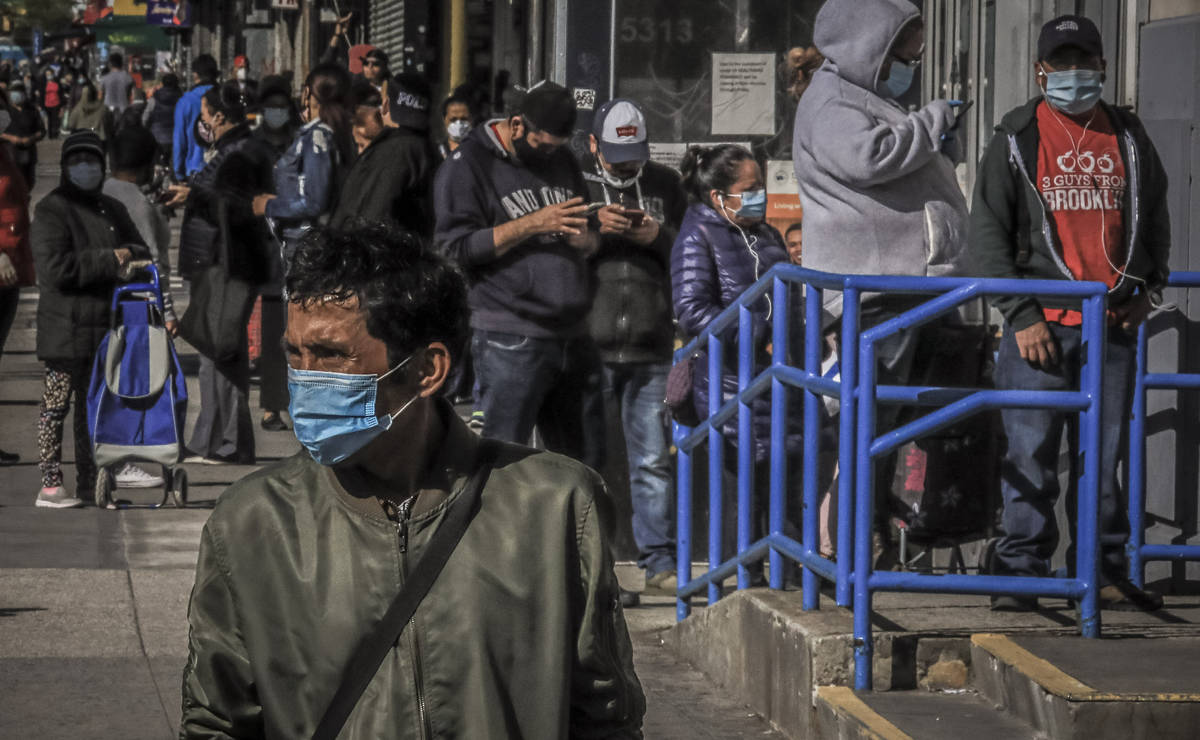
{"left": 1041, "top": 68, "right": 1104, "bottom": 116}
{"left": 67, "top": 161, "right": 104, "bottom": 191}
{"left": 723, "top": 189, "right": 767, "bottom": 220}
{"left": 9, "top": 92, "right": 24, "bottom": 106}
{"left": 878, "top": 60, "right": 917, "bottom": 99}
{"left": 287, "top": 354, "right": 419, "bottom": 466}
{"left": 263, "top": 106, "right": 291, "bottom": 130}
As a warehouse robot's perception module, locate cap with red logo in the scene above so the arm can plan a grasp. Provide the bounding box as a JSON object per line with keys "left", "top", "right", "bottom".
{"left": 592, "top": 98, "right": 649, "bottom": 165}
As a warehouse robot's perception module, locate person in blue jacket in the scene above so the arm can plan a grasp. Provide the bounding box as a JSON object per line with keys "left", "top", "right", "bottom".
{"left": 671, "top": 143, "right": 811, "bottom": 585}
{"left": 252, "top": 63, "right": 355, "bottom": 267}
{"left": 172, "top": 54, "right": 218, "bottom": 181}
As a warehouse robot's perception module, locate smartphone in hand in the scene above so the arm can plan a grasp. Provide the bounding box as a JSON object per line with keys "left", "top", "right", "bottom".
{"left": 950, "top": 100, "right": 974, "bottom": 130}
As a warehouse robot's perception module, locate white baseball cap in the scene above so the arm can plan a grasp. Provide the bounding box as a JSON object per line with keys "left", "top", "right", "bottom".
{"left": 592, "top": 98, "right": 650, "bottom": 164}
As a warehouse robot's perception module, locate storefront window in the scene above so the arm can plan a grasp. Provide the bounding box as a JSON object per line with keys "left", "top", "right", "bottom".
{"left": 612, "top": 0, "right": 824, "bottom": 157}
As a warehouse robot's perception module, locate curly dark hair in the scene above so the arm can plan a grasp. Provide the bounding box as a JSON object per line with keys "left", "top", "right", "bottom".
{"left": 285, "top": 223, "right": 470, "bottom": 365}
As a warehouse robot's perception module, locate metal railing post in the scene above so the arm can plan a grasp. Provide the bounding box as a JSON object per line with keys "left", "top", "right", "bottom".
{"left": 837, "top": 289, "right": 859, "bottom": 607}
{"left": 676, "top": 422, "right": 693, "bottom": 621}
{"left": 737, "top": 307, "right": 755, "bottom": 590}
{"left": 1128, "top": 322, "right": 1149, "bottom": 588}
{"left": 1077, "top": 294, "right": 1104, "bottom": 638}
{"left": 854, "top": 333, "right": 877, "bottom": 690}
{"left": 802, "top": 282, "right": 821, "bottom": 608}
{"left": 770, "top": 277, "right": 790, "bottom": 591}
{"left": 708, "top": 333, "right": 725, "bottom": 606}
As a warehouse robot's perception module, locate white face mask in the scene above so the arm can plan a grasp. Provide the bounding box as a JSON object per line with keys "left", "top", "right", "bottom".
{"left": 235, "top": 68, "right": 247, "bottom": 81}
{"left": 600, "top": 163, "right": 643, "bottom": 189}
{"left": 447, "top": 119, "right": 471, "bottom": 142}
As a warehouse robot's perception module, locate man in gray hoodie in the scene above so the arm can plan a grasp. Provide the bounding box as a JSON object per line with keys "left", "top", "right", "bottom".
{"left": 793, "top": 0, "right": 969, "bottom": 562}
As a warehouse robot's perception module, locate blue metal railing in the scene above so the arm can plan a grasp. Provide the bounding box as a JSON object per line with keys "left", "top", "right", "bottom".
{"left": 1128, "top": 271, "right": 1200, "bottom": 586}
{"left": 673, "top": 264, "right": 1110, "bottom": 691}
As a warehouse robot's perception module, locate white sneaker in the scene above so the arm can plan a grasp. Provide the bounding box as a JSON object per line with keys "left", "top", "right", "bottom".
{"left": 35, "top": 486, "right": 84, "bottom": 509}
{"left": 115, "top": 463, "right": 165, "bottom": 488}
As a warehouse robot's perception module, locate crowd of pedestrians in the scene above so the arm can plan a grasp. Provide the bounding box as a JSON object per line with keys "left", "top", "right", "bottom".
{"left": 1, "top": 5, "right": 1168, "bottom": 613}
{"left": 0, "top": 4, "right": 1176, "bottom": 729}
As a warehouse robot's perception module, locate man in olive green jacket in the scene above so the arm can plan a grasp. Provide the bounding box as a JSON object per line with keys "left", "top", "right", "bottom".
{"left": 180, "top": 224, "right": 645, "bottom": 739}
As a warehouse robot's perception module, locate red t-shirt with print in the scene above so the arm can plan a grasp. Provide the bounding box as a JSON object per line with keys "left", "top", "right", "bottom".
{"left": 1035, "top": 101, "right": 1126, "bottom": 326}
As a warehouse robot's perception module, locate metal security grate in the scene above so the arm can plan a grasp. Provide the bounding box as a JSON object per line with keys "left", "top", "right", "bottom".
{"left": 369, "top": 0, "right": 405, "bottom": 60}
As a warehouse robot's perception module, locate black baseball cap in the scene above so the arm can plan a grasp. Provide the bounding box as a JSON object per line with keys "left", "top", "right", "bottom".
{"left": 389, "top": 72, "right": 432, "bottom": 133}
{"left": 515, "top": 82, "right": 576, "bottom": 138}
{"left": 362, "top": 48, "right": 389, "bottom": 67}
{"left": 1038, "top": 15, "right": 1103, "bottom": 61}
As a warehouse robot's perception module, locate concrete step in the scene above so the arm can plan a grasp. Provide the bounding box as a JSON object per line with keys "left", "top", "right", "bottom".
{"left": 971, "top": 633, "right": 1200, "bottom": 740}
{"left": 814, "top": 686, "right": 1043, "bottom": 740}
{"left": 665, "top": 589, "right": 1200, "bottom": 738}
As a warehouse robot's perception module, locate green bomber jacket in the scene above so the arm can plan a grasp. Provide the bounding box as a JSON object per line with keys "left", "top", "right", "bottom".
{"left": 180, "top": 401, "right": 645, "bottom": 739}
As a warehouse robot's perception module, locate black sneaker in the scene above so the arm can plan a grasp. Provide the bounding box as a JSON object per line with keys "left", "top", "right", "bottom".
{"left": 619, "top": 588, "right": 640, "bottom": 609}
{"left": 1099, "top": 580, "right": 1163, "bottom": 612}
{"left": 991, "top": 595, "right": 1038, "bottom": 612}
{"left": 0, "top": 448, "right": 18, "bottom": 465}
{"left": 260, "top": 412, "right": 289, "bottom": 432}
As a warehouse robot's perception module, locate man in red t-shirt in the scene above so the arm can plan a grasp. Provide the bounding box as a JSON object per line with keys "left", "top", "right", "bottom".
{"left": 970, "top": 15, "right": 1171, "bottom": 613}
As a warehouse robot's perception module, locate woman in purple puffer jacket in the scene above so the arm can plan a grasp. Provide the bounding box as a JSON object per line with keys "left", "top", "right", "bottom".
{"left": 670, "top": 144, "right": 814, "bottom": 583}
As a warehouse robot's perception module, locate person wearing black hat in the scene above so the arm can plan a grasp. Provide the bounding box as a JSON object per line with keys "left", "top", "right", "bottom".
{"left": 971, "top": 14, "right": 1171, "bottom": 613}
{"left": 330, "top": 77, "right": 433, "bottom": 237}
{"left": 361, "top": 48, "right": 389, "bottom": 92}
{"left": 29, "top": 130, "right": 150, "bottom": 508}
{"left": 433, "top": 82, "right": 605, "bottom": 472}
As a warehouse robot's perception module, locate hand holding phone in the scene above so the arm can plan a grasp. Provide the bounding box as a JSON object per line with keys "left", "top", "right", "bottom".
{"left": 949, "top": 100, "right": 973, "bottom": 130}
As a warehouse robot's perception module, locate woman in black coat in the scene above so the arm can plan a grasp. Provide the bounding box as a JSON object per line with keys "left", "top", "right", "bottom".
{"left": 30, "top": 131, "right": 148, "bottom": 508}
{"left": 165, "top": 82, "right": 275, "bottom": 464}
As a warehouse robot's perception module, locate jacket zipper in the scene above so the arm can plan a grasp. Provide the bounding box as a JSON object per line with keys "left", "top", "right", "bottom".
{"left": 1116, "top": 129, "right": 1140, "bottom": 294}
{"left": 382, "top": 497, "right": 431, "bottom": 738}
{"left": 1006, "top": 134, "right": 1075, "bottom": 280}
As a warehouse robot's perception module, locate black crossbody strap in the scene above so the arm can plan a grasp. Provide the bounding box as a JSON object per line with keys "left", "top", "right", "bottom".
{"left": 311, "top": 440, "right": 500, "bottom": 740}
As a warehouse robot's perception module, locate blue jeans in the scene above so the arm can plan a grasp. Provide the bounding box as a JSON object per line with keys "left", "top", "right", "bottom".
{"left": 993, "top": 322, "right": 1133, "bottom": 581}
{"left": 604, "top": 362, "right": 674, "bottom": 577}
{"left": 471, "top": 330, "right": 606, "bottom": 473}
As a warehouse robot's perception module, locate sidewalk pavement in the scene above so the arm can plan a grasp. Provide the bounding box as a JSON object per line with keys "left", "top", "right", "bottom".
{"left": 0, "top": 139, "right": 783, "bottom": 739}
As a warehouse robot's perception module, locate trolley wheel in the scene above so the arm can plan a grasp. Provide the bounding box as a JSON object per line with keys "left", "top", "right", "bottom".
{"left": 170, "top": 467, "right": 188, "bottom": 509}
{"left": 94, "top": 469, "right": 115, "bottom": 509}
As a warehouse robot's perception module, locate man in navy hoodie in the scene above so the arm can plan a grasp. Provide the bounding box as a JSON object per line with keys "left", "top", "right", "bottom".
{"left": 434, "top": 83, "right": 605, "bottom": 471}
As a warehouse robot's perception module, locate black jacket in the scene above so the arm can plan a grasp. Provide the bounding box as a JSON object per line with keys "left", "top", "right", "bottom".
{"left": 145, "top": 86, "right": 181, "bottom": 146}
{"left": 583, "top": 160, "right": 687, "bottom": 364}
{"left": 433, "top": 120, "right": 591, "bottom": 338}
{"left": 970, "top": 98, "right": 1171, "bottom": 331}
{"left": 31, "top": 185, "right": 148, "bottom": 362}
{"left": 331, "top": 126, "right": 434, "bottom": 236}
{"left": 178, "top": 123, "right": 276, "bottom": 284}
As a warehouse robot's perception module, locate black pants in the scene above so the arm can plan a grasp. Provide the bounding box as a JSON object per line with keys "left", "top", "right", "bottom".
{"left": 45, "top": 107, "right": 60, "bottom": 139}
{"left": 258, "top": 296, "right": 289, "bottom": 412}
{"left": 0, "top": 285, "right": 18, "bottom": 360}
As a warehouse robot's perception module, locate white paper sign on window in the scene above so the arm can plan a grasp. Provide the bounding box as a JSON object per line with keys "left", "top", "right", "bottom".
{"left": 711, "top": 53, "right": 775, "bottom": 136}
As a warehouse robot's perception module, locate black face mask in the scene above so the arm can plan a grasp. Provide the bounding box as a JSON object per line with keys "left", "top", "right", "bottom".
{"left": 512, "top": 133, "right": 556, "bottom": 169}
